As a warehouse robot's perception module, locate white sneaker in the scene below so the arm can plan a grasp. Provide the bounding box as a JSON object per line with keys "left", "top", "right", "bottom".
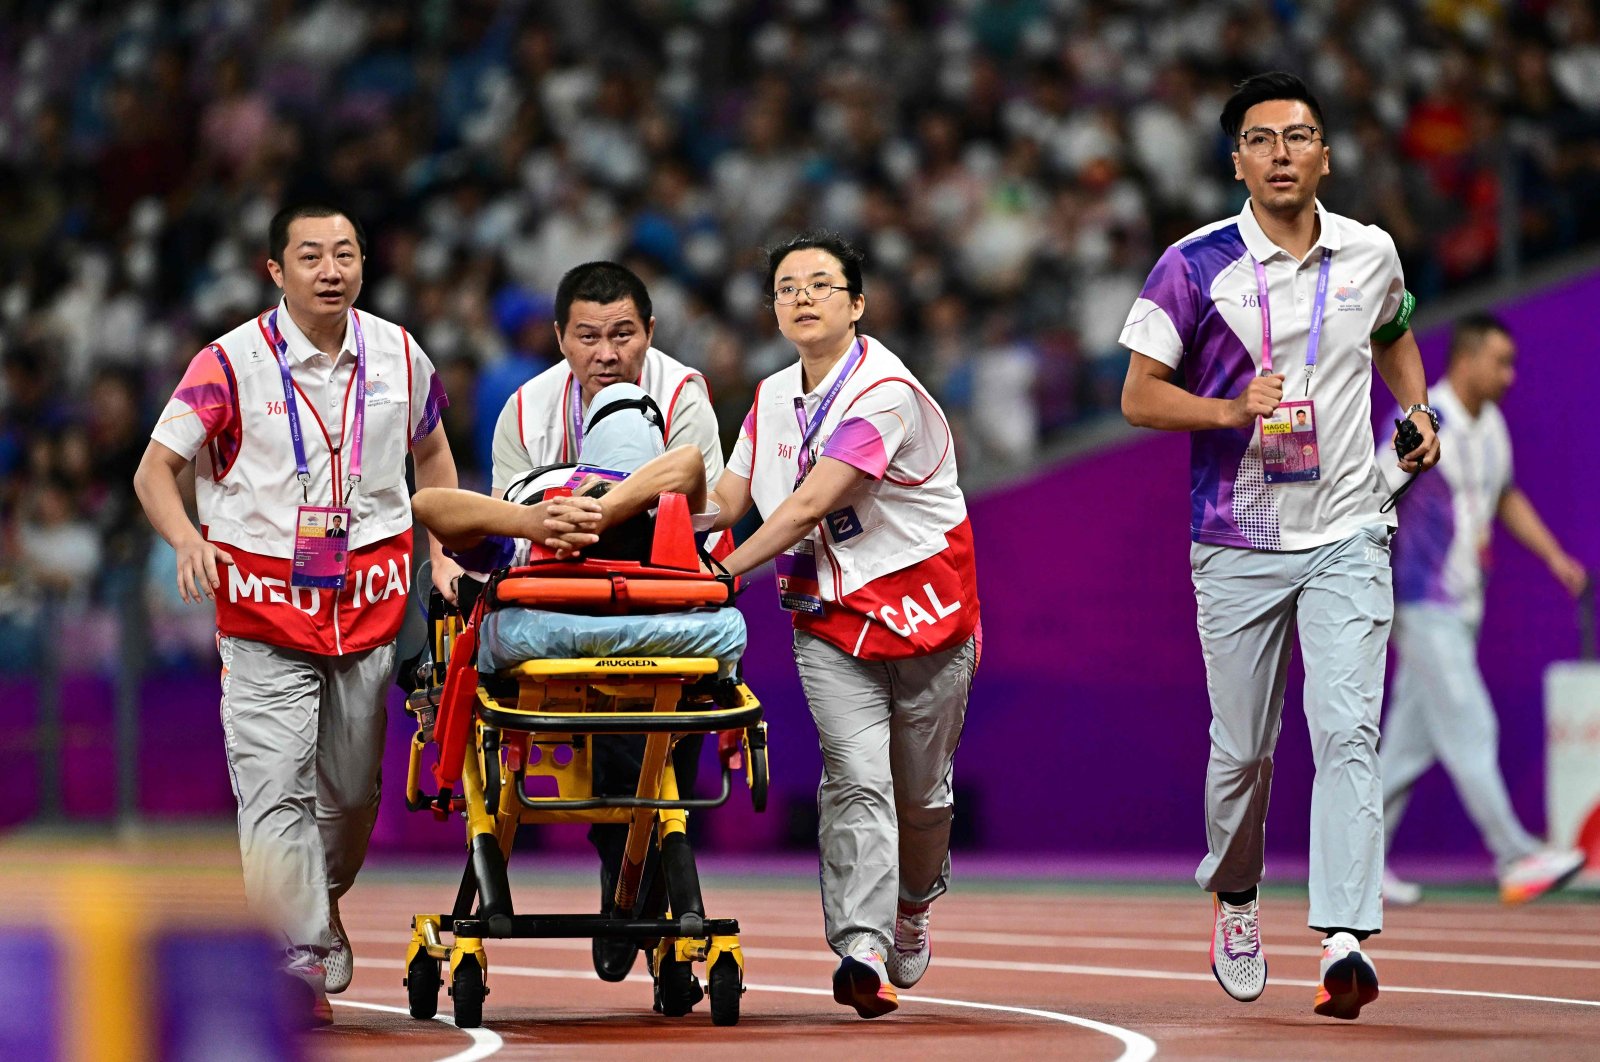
{"left": 325, "top": 900, "right": 353, "bottom": 994}
{"left": 1313, "top": 932, "right": 1378, "bottom": 1020}
{"left": 1500, "top": 848, "right": 1587, "bottom": 905}
{"left": 887, "top": 902, "right": 931, "bottom": 989}
{"left": 1382, "top": 869, "right": 1423, "bottom": 907}
{"left": 282, "top": 947, "right": 333, "bottom": 1027}
{"left": 1209, "top": 895, "right": 1266, "bottom": 1002}
{"left": 832, "top": 948, "right": 899, "bottom": 1019}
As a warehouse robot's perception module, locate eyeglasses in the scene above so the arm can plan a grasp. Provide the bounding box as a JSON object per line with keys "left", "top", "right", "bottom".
{"left": 773, "top": 281, "right": 851, "bottom": 305}
{"left": 1238, "top": 124, "right": 1323, "bottom": 157}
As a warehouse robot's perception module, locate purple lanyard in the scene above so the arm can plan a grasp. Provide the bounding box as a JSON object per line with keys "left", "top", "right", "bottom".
{"left": 568, "top": 375, "right": 585, "bottom": 457}
{"left": 791, "top": 339, "right": 864, "bottom": 486}
{"left": 265, "top": 308, "right": 367, "bottom": 500}
{"left": 1254, "top": 248, "right": 1332, "bottom": 391}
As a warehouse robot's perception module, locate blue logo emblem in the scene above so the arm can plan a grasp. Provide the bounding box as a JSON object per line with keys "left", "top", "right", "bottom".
{"left": 826, "top": 506, "right": 863, "bottom": 542}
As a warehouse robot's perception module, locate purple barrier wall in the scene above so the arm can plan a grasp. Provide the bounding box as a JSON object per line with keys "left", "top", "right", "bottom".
{"left": 8, "top": 271, "right": 1595, "bottom": 865}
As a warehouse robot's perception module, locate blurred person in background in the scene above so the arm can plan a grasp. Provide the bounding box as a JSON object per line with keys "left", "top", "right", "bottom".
{"left": 488, "top": 260, "right": 724, "bottom": 985}
{"left": 708, "top": 232, "right": 980, "bottom": 1019}
{"left": 1379, "top": 313, "right": 1590, "bottom": 907}
{"left": 132, "top": 202, "right": 460, "bottom": 1026}
{"left": 1120, "top": 72, "right": 1439, "bottom": 1021}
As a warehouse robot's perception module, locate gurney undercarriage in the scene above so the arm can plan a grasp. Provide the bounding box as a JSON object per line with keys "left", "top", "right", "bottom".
{"left": 399, "top": 495, "right": 768, "bottom": 1028}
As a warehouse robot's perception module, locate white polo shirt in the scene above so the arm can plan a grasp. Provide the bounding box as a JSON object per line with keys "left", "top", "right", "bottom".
{"left": 1119, "top": 200, "right": 1408, "bottom": 551}
{"left": 489, "top": 347, "right": 722, "bottom": 492}
{"left": 1384, "top": 381, "right": 1513, "bottom": 625}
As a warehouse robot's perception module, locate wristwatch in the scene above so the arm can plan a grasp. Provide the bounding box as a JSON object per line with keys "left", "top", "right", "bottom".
{"left": 1404, "top": 403, "right": 1440, "bottom": 432}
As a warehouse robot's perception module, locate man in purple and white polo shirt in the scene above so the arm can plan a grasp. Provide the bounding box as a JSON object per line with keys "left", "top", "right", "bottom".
{"left": 1120, "top": 72, "right": 1440, "bottom": 1021}
{"left": 1379, "top": 314, "right": 1589, "bottom": 908}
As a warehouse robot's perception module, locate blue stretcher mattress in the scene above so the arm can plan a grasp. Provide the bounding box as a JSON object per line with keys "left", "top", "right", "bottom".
{"left": 477, "top": 606, "right": 747, "bottom": 678}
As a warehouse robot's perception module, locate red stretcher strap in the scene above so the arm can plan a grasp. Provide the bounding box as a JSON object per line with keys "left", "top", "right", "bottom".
{"left": 431, "top": 622, "right": 479, "bottom": 792}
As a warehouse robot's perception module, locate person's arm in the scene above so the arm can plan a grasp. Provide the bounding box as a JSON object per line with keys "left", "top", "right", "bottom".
{"left": 1372, "top": 328, "right": 1440, "bottom": 473}
{"left": 538, "top": 444, "right": 713, "bottom": 551}
{"left": 709, "top": 470, "right": 753, "bottom": 532}
{"left": 720, "top": 458, "right": 865, "bottom": 578}
{"left": 1497, "top": 486, "right": 1590, "bottom": 596}
{"left": 1122, "top": 353, "right": 1283, "bottom": 432}
{"left": 411, "top": 425, "right": 464, "bottom": 602}
{"left": 412, "top": 487, "right": 558, "bottom": 550}
{"left": 133, "top": 441, "right": 233, "bottom": 603}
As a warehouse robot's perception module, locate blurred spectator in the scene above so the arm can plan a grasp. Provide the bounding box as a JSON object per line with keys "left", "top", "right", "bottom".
{"left": 4, "top": 1, "right": 1600, "bottom": 672}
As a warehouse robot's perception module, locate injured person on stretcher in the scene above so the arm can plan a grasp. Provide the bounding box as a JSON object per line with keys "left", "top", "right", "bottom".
{"left": 410, "top": 437, "right": 744, "bottom": 678}
{"left": 408, "top": 383, "right": 747, "bottom": 994}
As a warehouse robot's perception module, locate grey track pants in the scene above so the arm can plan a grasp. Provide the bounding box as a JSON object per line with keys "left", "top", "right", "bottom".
{"left": 793, "top": 629, "right": 977, "bottom": 958}
{"left": 218, "top": 635, "right": 394, "bottom": 951}
{"left": 1190, "top": 525, "right": 1393, "bottom": 933}
{"left": 1381, "top": 604, "right": 1539, "bottom": 871}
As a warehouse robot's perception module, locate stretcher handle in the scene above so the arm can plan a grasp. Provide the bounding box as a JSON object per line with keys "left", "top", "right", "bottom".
{"left": 478, "top": 700, "right": 762, "bottom": 736}
{"left": 513, "top": 763, "right": 737, "bottom": 812}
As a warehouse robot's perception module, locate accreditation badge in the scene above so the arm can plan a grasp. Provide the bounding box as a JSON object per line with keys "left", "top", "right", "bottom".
{"left": 775, "top": 538, "right": 825, "bottom": 615}
{"left": 292, "top": 505, "right": 352, "bottom": 589}
{"left": 1260, "top": 399, "right": 1321, "bottom": 483}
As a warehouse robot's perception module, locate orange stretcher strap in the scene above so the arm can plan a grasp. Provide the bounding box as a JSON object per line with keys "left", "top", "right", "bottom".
{"left": 495, "top": 576, "right": 730, "bottom": 610}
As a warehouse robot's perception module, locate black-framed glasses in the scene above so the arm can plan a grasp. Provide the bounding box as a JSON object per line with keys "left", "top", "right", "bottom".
{"left": 773, "top": 281, "right": 851, "bottom": 305}
{"left": 1238, "top": 124, "right": 1323, "bottom": 157}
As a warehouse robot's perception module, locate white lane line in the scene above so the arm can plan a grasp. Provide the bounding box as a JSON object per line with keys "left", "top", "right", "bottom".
{"left": 359, "top": 958, "right": 1156, "bottom": 1062}
{"left": 330, "top": 999, "right": 504, "bottom": 1061}
{"left": 352, "top": 942, "right": 1600, "bottom": 1012}
{"left": 741, "top": 982, "right": 1156, "bottom": 1062}
{"left": 347, "top": 900, "right": 1600, "bottom": 950}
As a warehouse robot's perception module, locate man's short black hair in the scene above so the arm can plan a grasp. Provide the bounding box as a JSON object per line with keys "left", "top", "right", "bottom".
{"left": 554, "top": 261, "right": 653, "bottom": 334}
{"left": 765, "top": 231, "right": 865, "bottom": 299}
{"left": 1449, "top": 312, "right": 1512, "bottom": 363}
{"left": 1220, "top": 72, "right": 1326, "bottom": 142}
{"left": 268, "top": 202, "right": 367, "bottom": 264}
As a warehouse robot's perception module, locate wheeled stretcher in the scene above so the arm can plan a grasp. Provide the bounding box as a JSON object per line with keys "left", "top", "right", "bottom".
{"left": 400, "top": 492, "right": 768, "bottom": 1028}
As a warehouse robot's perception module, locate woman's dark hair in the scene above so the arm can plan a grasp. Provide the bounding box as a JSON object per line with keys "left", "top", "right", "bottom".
{"left": 554, "top": 261, "right": 653, "bottom": 334}
{"left": 268, "top": 202, "right": 368, "bottom": 264}
{"left": 764, "top": 231, "right": 865, "bottom": 299}
{"left": 1219, "top": 72, "right": 1326, "bottom": 141}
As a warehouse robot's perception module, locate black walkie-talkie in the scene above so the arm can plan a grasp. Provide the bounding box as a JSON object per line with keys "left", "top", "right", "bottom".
{"left": 1380, "top": 417, "right": 1428, "bottom": 513}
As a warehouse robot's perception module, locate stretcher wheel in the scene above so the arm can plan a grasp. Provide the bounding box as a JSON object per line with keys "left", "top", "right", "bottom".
{"left": 749, "top": 742, "right": 768, "bottom": 813}
{"left": 405, "top": 953, "right": 440, "bottom": 1020}
{"left": 451, "top": 953, "right": 486, "bottom": 1029}
{"left": 708, "top": 954, "right": 741, "bottom": 1026}
{"left": 654, "top": 954, "right": 703, "bottom": 1017}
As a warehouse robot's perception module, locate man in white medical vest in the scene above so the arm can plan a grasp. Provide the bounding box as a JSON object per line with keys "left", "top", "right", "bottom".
{"left": 133, "top": 203, "right": 461, "bottom": 1025}
{"left": 708, "top": 232, "right": 980, "bottom": 1019}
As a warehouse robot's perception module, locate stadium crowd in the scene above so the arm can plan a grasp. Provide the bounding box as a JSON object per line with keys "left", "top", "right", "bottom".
{"left": 4, "top": 0, "right": 1600, "bottom": 671}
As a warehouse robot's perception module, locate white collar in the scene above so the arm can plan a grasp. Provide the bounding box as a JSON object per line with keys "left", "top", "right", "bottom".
{"left": 800, "top": 336, "right": 864, "bottom": 400}
{"left": 275, "top": 297, "right": 353, "bottom": 364}
{"left": 1237, "top": 198, "right": 1341, "bottom": 263}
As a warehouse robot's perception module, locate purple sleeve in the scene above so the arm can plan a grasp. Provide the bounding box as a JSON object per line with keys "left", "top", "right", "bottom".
{"left": 1133, "top": 245, "right": 1200, "bottom": 349}
{"left": 412, "top": 370, "right": 449, "bottom": 445}
{"left": 821, "top": 416, "right": 891, "bottom": 479}
{"left": 447, "top": 533, "right": 517, "bottom": 574}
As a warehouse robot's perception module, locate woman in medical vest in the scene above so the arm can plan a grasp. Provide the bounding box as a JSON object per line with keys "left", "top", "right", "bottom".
{"left": 710, "top": 232, "right": 980, "bottom": 1019}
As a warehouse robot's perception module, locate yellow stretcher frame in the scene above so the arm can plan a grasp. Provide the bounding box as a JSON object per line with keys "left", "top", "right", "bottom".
{"left": 402, "top": 610, "right": 768, "bottom": 1029}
